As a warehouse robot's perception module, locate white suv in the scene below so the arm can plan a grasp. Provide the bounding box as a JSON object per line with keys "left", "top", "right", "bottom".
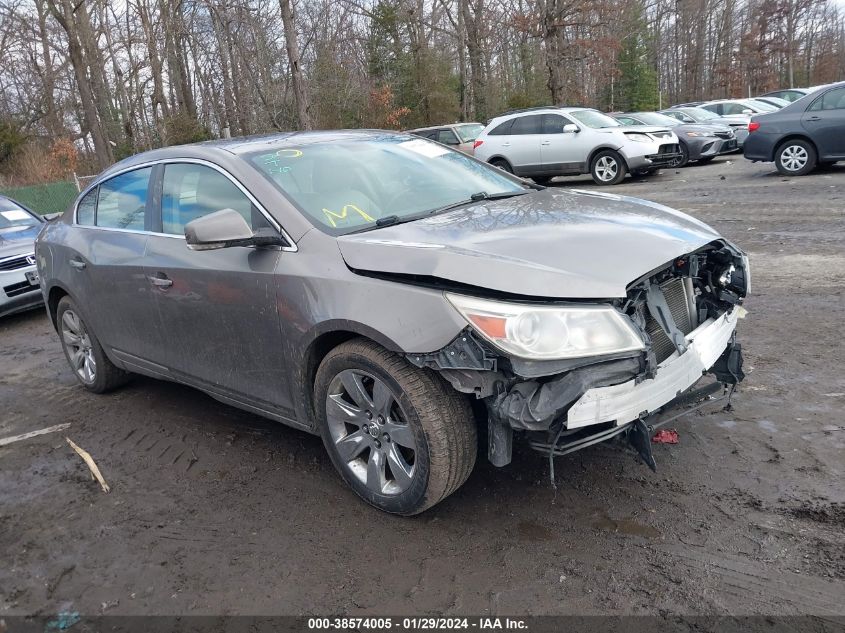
{"left": 473, "top": 107, "right": 682, "bottom": 185}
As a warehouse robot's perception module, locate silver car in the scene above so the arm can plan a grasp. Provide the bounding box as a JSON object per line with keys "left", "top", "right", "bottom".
{"left": 661, "top": 107, "right": 751, "bottom": 148}
{"left": 1, "top": 196, "right": 45, "bottom": 317}
{"left": 407, "top": 122, "right": 485, "bottom": 155}
{"left": 36, "top": 131, "right": 749, "bottom": 514}
{"left": 473, "top": 107, "right": 682, "bottom": 185}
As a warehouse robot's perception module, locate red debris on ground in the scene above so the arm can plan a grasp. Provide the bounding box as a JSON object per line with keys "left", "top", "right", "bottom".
{"left": 652, "top": 429, "right": 680, "bottom": 444}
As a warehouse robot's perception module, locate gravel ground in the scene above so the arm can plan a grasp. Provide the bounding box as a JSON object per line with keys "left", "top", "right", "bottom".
{"left": 1, "top": 156, "right": 843, "bottom": 617}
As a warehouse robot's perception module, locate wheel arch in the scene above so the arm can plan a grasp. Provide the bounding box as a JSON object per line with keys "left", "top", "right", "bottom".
{"left": 773, "top": 134, "right": 818, "bottom": 162}
{"left": 293, "top": 322, "right": 403, "bottom": 430}
{"left": 486, "top": 155, "right": 514, "bottom": 171}
{"left": 46, "top": 282, "right": 72, "bottom": 331}
{"left": 588, "top": 145, "right": 628, "bottom": 171}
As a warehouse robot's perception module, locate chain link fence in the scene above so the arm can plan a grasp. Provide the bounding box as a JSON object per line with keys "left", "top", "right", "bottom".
{"left": 0, "top": 173, "right": 96, "bottom": 216}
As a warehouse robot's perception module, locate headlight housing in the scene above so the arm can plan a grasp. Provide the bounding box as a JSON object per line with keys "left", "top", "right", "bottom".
{"left": 624, "top": 133, "right": 652, "bottom": 143}
{"left": 686, "top": 131, "right": 716, "bottom": 138}
{"left": 446, "top": 294, "right": 645, "bottom": 360}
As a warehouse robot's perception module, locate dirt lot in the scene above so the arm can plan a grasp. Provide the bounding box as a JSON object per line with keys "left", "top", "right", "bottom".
{"left": 1, "top": 157, "right": 844, "bottom": 618}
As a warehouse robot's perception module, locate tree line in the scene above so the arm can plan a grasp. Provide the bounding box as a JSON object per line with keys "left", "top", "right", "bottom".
{"left": 1, "top": 0, "right": 843, "bottom": 181}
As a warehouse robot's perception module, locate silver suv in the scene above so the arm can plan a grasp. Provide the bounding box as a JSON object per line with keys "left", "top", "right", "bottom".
{"left": 473, "top": 107, "right": 682, "bottom": 185}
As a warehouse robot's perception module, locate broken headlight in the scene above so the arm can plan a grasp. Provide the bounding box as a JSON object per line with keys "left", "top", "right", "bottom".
{"left": 446, "top": 293, "right": 645, "bottom": 360}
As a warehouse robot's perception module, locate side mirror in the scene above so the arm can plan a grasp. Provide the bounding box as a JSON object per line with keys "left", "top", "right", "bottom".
{"left": 562, "top": 123, "right": 579, "bottom": 133}
{"left": 43, "top": 213, "right": 61, "bottom": 222}
{"left": 185, "top": 208, "right": 286, "bottom": 250}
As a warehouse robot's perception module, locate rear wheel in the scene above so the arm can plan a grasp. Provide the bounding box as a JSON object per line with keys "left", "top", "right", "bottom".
{"left": 315, "top": 339, "right": 477, "bottom": 515}
{"left": 775, "top": 139, "right": 816, "bottom": 176}
{"left": 489, "top": 158, "right": 513, "bottom": 174}
{"left": 56, "top": 296, "right": 129, "bottom": 393}
{"left": 590, "top": 150, "right": 627, "bottom": 185}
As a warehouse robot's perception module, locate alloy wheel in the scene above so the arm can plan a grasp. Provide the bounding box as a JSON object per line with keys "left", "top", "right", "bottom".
{"left": 595, "top": 156, "right": 618, "bottom": 182}
{"left": 325, "top": 369, "right": 417, "bottom": 496}
{"left": 781, "top": 145, "right": 808, "bottom": 172}
{"left": 61, "top": 309, "right": 96, "bottom": 383}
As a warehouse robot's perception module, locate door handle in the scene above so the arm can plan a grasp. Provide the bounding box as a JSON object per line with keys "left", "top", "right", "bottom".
{"left": 806, "top": 115, "right": 821, "bottom": 121}
{"left": 69, "top": 259, "right": 86, "bottom": 270}
{"left": 501, "top": 142, "right": 511, "bottom": 147}
{"left": 147, "top": 274, "right": 173, "bottom": 288}
{"left": 541, "top": 141, "right": 551, "bottom": 146}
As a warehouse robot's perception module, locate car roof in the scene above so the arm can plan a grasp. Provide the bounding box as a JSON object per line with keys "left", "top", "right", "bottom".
{"left": 408, "top": 122, "right": 481, "bottom": 133}
{"left": 97, "top": 130, "right": 416, "bottom": 180}
{"left": 488, "top": 106, "right": 594, "bottom": 123}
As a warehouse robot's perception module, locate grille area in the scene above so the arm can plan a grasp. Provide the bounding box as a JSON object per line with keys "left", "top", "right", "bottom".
{"left": 0, "top": 255, "right": 33, "bottom": 271}
{"left": 645, "top": 277, "right": 695, "bottom": 363}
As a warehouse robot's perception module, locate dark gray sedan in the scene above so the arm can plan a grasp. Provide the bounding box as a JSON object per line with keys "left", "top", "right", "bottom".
{"left": 744, "top": 82, "right": 845, "bottom": 175}
{"left": 36, "top": 131, "right": 749, "bottom": 514}
{"left": 612, "top": 112, "right": 737, "bottom": 167}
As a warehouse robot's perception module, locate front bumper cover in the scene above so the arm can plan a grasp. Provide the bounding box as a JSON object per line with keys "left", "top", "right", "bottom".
{"left": 566, "top": 308, "right": 740, "bottom": 428}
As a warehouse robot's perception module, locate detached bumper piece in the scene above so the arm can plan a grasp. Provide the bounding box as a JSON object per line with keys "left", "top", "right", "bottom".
{"left": 645, "top": 144, "right": 683, "bottom": 167}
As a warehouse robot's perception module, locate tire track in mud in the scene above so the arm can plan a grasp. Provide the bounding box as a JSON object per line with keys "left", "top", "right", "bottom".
{"left": 660, "top": 545, "right": 844, "bottom": 614}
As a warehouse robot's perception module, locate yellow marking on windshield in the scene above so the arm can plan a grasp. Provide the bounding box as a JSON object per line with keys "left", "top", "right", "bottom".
{"left": 276, "top": 149, "right": 303, "bottom": 158}
{"left": 322, "top": 204, "right": 375, "bottom": 227}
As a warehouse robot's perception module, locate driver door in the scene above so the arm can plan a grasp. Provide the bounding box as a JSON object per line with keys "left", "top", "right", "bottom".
{"left": 143, "top": 161, "right": 294, "bottom": 414}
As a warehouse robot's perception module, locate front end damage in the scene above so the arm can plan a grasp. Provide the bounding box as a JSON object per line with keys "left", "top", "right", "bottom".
{"left": 408, "top": 240, "right": 749, "bottom": 470}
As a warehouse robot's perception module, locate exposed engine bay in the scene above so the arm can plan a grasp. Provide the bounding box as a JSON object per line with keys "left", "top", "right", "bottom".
{"left": 407, "top": 239, "right": 749, "bottom": 469}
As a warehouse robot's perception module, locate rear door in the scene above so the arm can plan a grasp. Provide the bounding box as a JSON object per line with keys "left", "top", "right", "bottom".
{"left": 67, "top": 167, "right": 164, "bottom": 369}
{"left": 501, "top": 114, "right": 544, "bottom": 174}
{"left": 538, "top": 113, "right": 593, "bottom": 173}
{"left": 143, "top": 160, "right": 294, "bottom": 414}
{"left": 802, "top": 87, "right": 845, "bottom": 158}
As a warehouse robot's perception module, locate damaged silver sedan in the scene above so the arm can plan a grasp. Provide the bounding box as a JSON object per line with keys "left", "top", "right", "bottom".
{"left": 35, "top": 131, "right": 749, "bottom": 515}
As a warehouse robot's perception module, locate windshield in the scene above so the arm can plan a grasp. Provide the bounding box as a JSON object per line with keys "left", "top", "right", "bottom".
{"left": 0, "top": 199, "right": 39, "bottom": 231}
{"left": 569, "top": 110, "right": 621, "bottom": 129}
{"left": 248, "top": 136, "right": 527, "bottom": 235}
{"left": 455, "top": 123, "right": 484, "bottom": 142}
{"left": 630, "top": 112, "right": 679, "bottom": 127}
{"left": 684, "top": 108, "right": 720, "bottom": 121}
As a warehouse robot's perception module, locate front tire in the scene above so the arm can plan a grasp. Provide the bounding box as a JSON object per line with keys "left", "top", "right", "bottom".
{"left": 775, "top": 139, "right": 816, "bottom": 176}
{"left": 590, "top": 150, "right": 627, "bottom": 185}
{"left": 315, "top": 339, "right": 477, "bottom": 515}
{"left": 56, "top": 296, "right": 130, "bottom": 393}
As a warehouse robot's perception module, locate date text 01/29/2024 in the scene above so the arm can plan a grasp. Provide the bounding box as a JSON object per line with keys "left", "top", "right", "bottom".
{"left": 307, "top": 617, "right": 528, "bottom": 630}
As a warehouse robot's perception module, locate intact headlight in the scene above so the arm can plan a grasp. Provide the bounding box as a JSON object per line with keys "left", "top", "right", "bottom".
{"left": 686, "top": 131, "right": 716, "bottom": 138}
{"left": 624, "top": 133, "right": 652, "bottom": 143}
{"left": 446, "top": 294, "right": 645, "bottom": 360}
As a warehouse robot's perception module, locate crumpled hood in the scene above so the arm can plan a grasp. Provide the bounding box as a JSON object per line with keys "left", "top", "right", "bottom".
{"left": 0, "top": 225, "right": 40, "bottom": 260}
{"left": 337, "top": 189, "right": 722, "bottom": 299}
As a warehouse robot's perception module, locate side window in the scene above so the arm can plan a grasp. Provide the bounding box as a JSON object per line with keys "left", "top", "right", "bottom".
{"left": 701, "top": 104, "right": 719, "bottom": 115}
{"left": 615, "top": 116, "right": 637, "bottom": 126}
{"left": 509, "top": 115, "right": 543, "bottom": 135}
{"left": 820, "top": 88, "right": 845, "bottom": 110}
{"left": 96, "top": 168, "right": 152, "bottom": 230}
{"left": 724, "top": 103, "right": 746, "bottom": 115}
{"left": 161, "top": 163, "right": 268, "bottom": 235}
{"left": 488, "top": 120, "right": 514, "bottom": 136}
{"left": 436, "top": 129, "right": 460, "bottom": 145}
{"left": 541, "top": 114, "right": 573, "bottom": 133}
{"left": 76, "top": 187, "right": 98, "bottom": 226}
